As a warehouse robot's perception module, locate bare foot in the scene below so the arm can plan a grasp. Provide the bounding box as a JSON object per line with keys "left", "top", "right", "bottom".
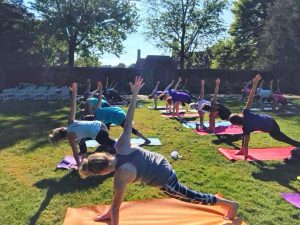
{"left": 224, "top": 201, "right": 239, "bottom": 220}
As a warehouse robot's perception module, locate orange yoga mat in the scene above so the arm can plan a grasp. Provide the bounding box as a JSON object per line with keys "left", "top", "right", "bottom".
{"left": 63, "top": 198, "right": 246, "bottom": 225}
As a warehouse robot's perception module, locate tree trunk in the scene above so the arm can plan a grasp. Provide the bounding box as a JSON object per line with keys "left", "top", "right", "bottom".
{"left": 68, "top": 36, "right": 77, "bottom": 67}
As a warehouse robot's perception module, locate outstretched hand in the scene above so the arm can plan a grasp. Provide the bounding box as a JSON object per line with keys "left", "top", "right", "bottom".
{"left": 216, "top": 78, "right": 220, "bottom": 85}
{"left": 130, "top": 76, "right": 145, "bottom": 95}
{"left": 253, "top": 74, "right": 261, "bottom": 84}
{"left": 69, "top": 82, "right": 77, "bottom": 93}
{"left": 201, "top": 80, "right": 205, "bottom": 86}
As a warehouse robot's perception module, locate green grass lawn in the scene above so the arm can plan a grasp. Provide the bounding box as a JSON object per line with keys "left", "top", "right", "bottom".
{"left": 0, "top": 97, "right": 299, "bottom": 225}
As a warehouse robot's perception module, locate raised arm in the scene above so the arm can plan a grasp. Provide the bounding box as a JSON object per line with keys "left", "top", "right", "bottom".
{"left": 174, "top": 77, "right": 183, "bottom": 91}
{"left": 68, "top": 83, "right": 77, "bottom": 124}
{"left": 116, "top": 77, "right": 145, "bottom": 151}
{"left": 245, "top": 74, "right": 262, "bottom": 110}
{"left": 270, "top": 80, "right": 274, "bottom": 92}
{"left": 95, "top": 81, "right": 103, "bottom": 109}
{"left": 182, "top": 79, "right": 188, "bottom": 90}
{"left": 199, "top": 80, "right": 205, "bottom": 100}
{"left": 111, "top": 81, "right": 118, "bottom": 90}
{"left": 277, "top": 79, "right": 281, "bottom": 93}
{"left": 106, "top": 76, "right": 109, "bottom": 89}
{"left": 164, "top": 80, "right": 175, "bottom": 91}
{"left": 243, "top": 80, "right": 252, "bottom": 90}
{"left": 211, "top": 78, "right": 220, "bottom": 106}
{"left": 258, "top": 79, "right": 264, "bottom": 89}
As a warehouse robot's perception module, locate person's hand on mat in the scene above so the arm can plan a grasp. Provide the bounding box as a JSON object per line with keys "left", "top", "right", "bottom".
{"left": 69, "top": 82, "right": 77, "bottom": 93}
{"left": 94, "top": 210, "right": 111, "bottom": 221}
{"left": 130, "top": 76, "right": 145, "bottom": 95}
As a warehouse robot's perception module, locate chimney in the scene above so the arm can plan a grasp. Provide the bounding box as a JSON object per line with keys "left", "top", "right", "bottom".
{"left": 137, "top": 49, "right": 141, "bottom": 61}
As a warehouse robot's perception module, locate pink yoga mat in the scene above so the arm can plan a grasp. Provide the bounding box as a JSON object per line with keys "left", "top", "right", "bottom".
{"left": 281, "top": 193, "right": 300, "bottom": 208}
{"left": 193, "top": 125, "right": 243, "bottom": 136}
{"left": 218, "top": 146, "right": 294, "bottom": 161}
{"left": 161, "top": 113, "right": 199, "bottom": 118}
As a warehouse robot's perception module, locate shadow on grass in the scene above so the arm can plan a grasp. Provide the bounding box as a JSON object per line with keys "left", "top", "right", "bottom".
{"left": 212, "top": 134, "right": 242, "bottom": 150}
{"left": 251, "top": 161, "right": 300, "bottom": 193}
{"left": 0, "top": 102, "right": 68, "bottom": 151}
{"left": 29, "top": 170, "right": 113, "bottom": 225}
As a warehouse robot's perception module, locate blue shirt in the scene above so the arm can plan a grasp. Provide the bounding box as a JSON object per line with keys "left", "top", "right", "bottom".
{"left": 94, "top": 107, "right": 126, "bottom": 125}
{"left": 243, "top": 109, "right": 274, "bottom": 135}
{"left": 86, "top": 97, "right": 110, "bottom": 108}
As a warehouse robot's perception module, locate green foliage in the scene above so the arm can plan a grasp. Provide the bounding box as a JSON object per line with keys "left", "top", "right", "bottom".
{"left": 210, "top": 38, "right": 236, "bottom": 69}
{"left": 144, "top": 0, "right": 228, "bottom": 69}
{"left": 0, "top": 2, "right": 45, "bottom": 70}
{"left": 230, "top": 0, "right": 273, "bottom": 69}
{"left": 258, "top": 0, "right": 300, "bottom": 71}
{"left": 32, "top": 0, "right": 139, "bottom": 67}
{"left": 75, "top": 54, "right": 101, "bottom": 67}
{"left": 0, "top": 98, "right": 300, "bottom": 224}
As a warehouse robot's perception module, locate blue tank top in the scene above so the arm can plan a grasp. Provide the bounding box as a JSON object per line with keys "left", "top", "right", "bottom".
{"left": 116, "top": 147, "right": 172, "bottom": 187}
{"left": 67, "top": 120, "right": 101, "bottom": 142}
{"left": 94, "top": 107, "right": 126, "bottom": 125}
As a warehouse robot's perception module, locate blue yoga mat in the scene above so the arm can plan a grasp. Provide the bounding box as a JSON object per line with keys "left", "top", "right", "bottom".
{"left": 182, "top": 121, "right": 232, "bottom": 129}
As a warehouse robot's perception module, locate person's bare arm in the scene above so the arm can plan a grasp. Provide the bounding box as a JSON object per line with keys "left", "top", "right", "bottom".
{"left": 68, "top": 83, "right": 77, "bottom": 124}
{"left": 174, "top": 77, "right": 183, "bottom": 91}
{"left": 242, "top": 135, "right": 250, "bottom": 159}
{"left": 208, "top": 79, "right": 220, "bottom": 132}
{"left": 164, "top": 80, "right": 175, "bottom": 91}
{"left": 115, "top": 77, "right": 145, "bottom": 154}
{"left": 277, "top": 79, "right": 281, "bottom": 93}
{"left": 245, "top": 74, "right": 261, "bottom": 110}
{"left": 211, "top": 78, "right": 220, "bottom": 106}
{"left": 67, "top": 133, "right": 81, "bottom": 166}
{"left": 95, "top": 81, "right": 103, "bottom": 109}
{"left": 270, "top": 80, "right": 274, "bottom": 92}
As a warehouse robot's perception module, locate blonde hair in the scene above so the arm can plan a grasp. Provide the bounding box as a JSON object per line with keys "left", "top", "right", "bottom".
{"left": 79, "top": 152, "right": 112, "bottom": 179}
{"left": 49, "top": 127, "right": 67, "bottom": 143}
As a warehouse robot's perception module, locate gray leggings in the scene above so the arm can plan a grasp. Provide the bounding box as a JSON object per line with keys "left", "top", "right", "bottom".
{"left": 160, "top": 170, "right": 217, "bottom": 205}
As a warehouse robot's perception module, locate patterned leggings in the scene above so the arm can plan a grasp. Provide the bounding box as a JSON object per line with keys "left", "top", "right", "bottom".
{"left": 160, "top": 170, "right": 217, "bottom": 205}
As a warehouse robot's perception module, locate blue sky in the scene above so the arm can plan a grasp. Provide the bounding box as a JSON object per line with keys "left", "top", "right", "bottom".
{"left": 24, "top": 0, "right": 234, "bottom": 66}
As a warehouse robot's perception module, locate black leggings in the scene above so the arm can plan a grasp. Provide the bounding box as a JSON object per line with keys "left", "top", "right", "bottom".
{"left": 269, "top": 120, "right": 300, "bottom": 147}
{"left": 161, "top": 170, "right": 217, "bottom": 205}
{"left": 79, "top": 125, "right": 116, "bottom": 154}
{"left": 106, "top": 120, "right": 139, "bottom": 135}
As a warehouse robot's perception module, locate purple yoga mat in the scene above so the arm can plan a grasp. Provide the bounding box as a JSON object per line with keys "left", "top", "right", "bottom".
{"left": 281, "top": 193, "right": 300, "bottom": 208}
{"left": 57, "top": 156, "right": 81, "bottom": 169}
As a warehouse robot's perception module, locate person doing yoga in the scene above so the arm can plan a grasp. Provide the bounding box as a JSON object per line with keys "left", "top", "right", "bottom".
{"left": 49, "top": 83, "right": 116, "bottom": 166}
{"left": 195, "top": 80, "right": 210, "bottom": 129}
{"left": 79, "top": 76, "right": 239, "bottom": 224}
{"left": 201, "top": 79, "right": 232, "bottom": 133}
{"left": 229, "top": 74, "right": 300, "bottom": 160}
{"left": 84, "top": 81, "right": 151, "bottom": 146}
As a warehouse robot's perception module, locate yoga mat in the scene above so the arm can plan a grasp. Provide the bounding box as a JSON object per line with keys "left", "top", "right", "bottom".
{"left": 281, "top": 193, "right": 300, "bottom": 208}
{"left": 218, "top": 146, "right": 294, "bottom": 161}
{"left": 86, "top": 138, "right": 161, "bottom": 148}
{"left": 131, "top": 138, "right": 161, "bottom": 146}
{"left": 57, "top": 156, "right": 81, "bottom": 169}
{"left": 160, "top": 109, "right": 186, "bottom": 114}
{"left": 161, "top": 113, "right": 199, "bottom": 118}
{"left": 147, "top": 106, "right": 166, "bottom": 110}
{"left": 183, "top": 121, "right": 232, "bottom": 129}
{"left": 193, "top": 126, "right": 243, "bottom": 136}
{"left": 63, "top": 198, "right": 246, "bottom": 225}
{"left": 86, "top": 140, "right": 100, "bottom": 148}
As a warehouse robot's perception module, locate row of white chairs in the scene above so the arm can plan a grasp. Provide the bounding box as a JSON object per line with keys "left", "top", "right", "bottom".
{"left": 0, "top": 85, "right": 70, "bottom": 103}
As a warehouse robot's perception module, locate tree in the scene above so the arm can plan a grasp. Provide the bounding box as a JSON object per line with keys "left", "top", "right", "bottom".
{"left": 144, "top": 0, "right": 227, "bottom": 69}
{"left": 32, "top": 0, "right": 138, "bottom": 67}
{"left": 210, "top": 39, "right": 236, "bottom": 69}
{"left": 0, "top": 1, "right": 44, "bottom": 70}
{"left": 75, "top": 54, "right": 101, "bottom": 67}
{"left": 259, "top": 0, "right": 300, "bottom": 71}
{"left": 229, "top": 0, "right": 273, "bottom": 69}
